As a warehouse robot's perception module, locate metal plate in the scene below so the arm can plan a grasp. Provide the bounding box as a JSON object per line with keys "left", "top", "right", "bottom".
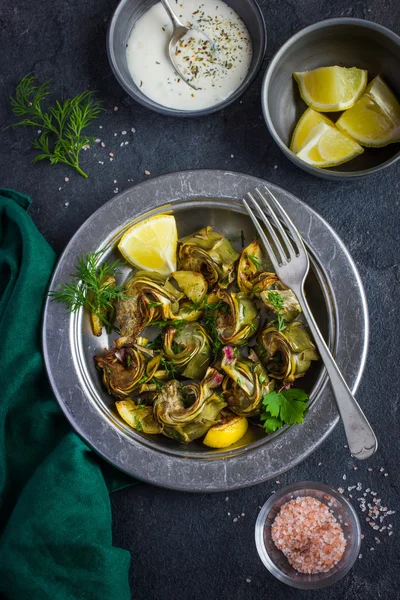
{"left": 42, "top": 170, "right": 368, "bottom": 492}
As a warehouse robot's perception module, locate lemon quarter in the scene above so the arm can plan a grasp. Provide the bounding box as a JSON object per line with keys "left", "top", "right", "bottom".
{"left": 336, "top": 76, "right": 400, "bottom": 147}
{"left": 118, "top": 214, "right": 178, "bottom": 275}
{"left": 293, "top": 66, "right": 368, "bottom": 112}
{"left": 203, "top": 416, "right": 248, "bottom": 448}
{"left": 290, "top": 108, "right": 337, "bottom": 153}
{"left": 296, "top": 122, "right": 364, "bottom": 168}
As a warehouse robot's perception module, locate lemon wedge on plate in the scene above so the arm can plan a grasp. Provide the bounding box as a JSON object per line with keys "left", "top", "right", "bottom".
{"left": 203, "top": 416, "right": 248, "bottom": 449}
{"left": 290, "top": 107, "right": 336, "bottom": 153}
{"left": 118, "top": 214, "right": 178, "bottom": 275}
{"left": 296, "top": 121, "right": 364, "bottom": 168}
{"left": 293, "top": 66, "right": 368, "bottom": 112}
{"left": 336, "top": 76, "right": 400, "bottom": 147}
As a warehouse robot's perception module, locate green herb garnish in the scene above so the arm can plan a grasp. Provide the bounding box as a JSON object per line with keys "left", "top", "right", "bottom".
{"left": 260, "top": 388, "right": 309, "bottom": 434}
{"left": 49, "top": 251, "right": 126, "bottom": 328}
{"left": 267, "top": 290, "right": 286, "bottom": 332}
{"left": 245, "top": 253, "right": 263, "bottom": 270}
{"left": 7, "top": 74, "right": 102, "bottom": 178}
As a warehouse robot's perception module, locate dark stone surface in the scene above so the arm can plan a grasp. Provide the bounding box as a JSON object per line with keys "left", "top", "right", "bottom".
{"left": 1, "top": 0, "right": 399, "bottom": 598}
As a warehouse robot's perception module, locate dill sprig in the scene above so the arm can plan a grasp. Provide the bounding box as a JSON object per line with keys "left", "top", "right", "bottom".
{"left": 8, "top": 74, "right": 102, "bottom": 178}
{"left": 49, "top": 251, "right": 127, "bottom": 328}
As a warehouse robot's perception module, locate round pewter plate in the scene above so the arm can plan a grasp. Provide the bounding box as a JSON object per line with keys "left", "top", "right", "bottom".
{"left": 43, "top": 170, "right": 368, "bottom": 492}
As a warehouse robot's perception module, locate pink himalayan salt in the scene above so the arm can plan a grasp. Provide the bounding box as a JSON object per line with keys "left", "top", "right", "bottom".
{"left": 271, "top": 496, "right": 346, "bottom": 574}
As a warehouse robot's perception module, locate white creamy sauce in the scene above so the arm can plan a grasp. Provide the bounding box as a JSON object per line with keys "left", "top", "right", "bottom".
{"left": 126, "top": 0, "right": 252, "bottom": 110}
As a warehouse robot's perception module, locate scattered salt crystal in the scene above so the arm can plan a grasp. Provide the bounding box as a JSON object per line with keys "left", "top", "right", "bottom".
{"left": 358, "top": 554, "right": 362, "bottom": 559}
{"left": 274, "top": 165, "right": 278, "bottom": 169}
{"left": 225, "top": 497, "right": 229, "bottom": 502}
{"left": 122, "top": 130, "right": 127, "bottom": 135}
{"left": 131, "top": 127, "right": 136, "bottom": 133}
{"left": 233, "top": 518, "right": 238, "bottom": 523}
{"left": 241, "top": 513, "right": 245, "bottom": 517}
{"left": 343, "top": 474, "right": 347, "bottom": 480}
{"left": 384, "top": 473, "right": 389, "bottom": 477}
{"left": 368, "top": 467, "right": 373, "bottom": 472}
{"left": 64, "top": 177, "right": 69, "bottom": 182}
{"left": 276, "top": 481, "right": 280, "bottom": 484}
{"left": 318, "top": 462, "right": 322, "bottom": 466}
{"left": 114, "top": 180, "right": 117, "bottom": 184}
{"left": 388, "top": 531, "right": 393, "bottom": 536}
{"left": 227, "top": 512, "right": 230, "bottom": 516}
{"left": 354, "top": 466, "right": 358, "bottom": 470}
{"left": 98, "top": 161, "right": 104, "bottom": 165}
{"left": 144, "top": 170, "right": 151, "bottom": 175}
{"left": 246, "top": 578, "right": 251, "bottom": 583}
{"left": 114, "top": 133, "right": 118, "bottom": 137}
{"left": 101, "top": 142, "right": 105, "bottom": 148}
{"left": 58, "top": 187, "right": 62, "bottom": 191}
{"left": 231, "top": 154, "right": 234, "bottom": 158}
{"left": 99, "top": 125, "right": 103, "bottom": 129}
{"left": 64, "top": 202, "right": 69, "bottom": 207}
{"left": 338, "top": 487, "right": 344, "bottom": 494}
{"left": 37, "top": 129, "right": 42, "bottom": 134}
{"left": 95, "top": 138, "right": 101, "bottom": 143}
{"left": 120, "top": 142, "right": 124, "bottom": 147}
{"left": 109, "top": 152, "right": 114, "bottom": 157}
{"left": 361, "top": 534, "right": 364, "bottom": 539}
{"left": 114, "top": 106, "right": 119, "bottom": 111}
{"left": 110, "top": 158, "right": 113, "bottom": 162}
{"left": 114, "top": 188, "right": 118, "bottom": 194}
{"left": 124, "top": 141, "right": 129, "bottom": 145}
{"left": 380, "top": 468, "right": 384, "bottom": 472}
{"left": 370, "top": 547, "right": 375, "bottom": 551}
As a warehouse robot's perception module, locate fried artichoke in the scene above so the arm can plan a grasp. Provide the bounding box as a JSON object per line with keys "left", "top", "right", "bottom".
{"left": 221, "top": 346, "right": 275, "bottom": 416}
{"left": 153, "top": 367, "right": 227, "bottom": 442}
{"left": 237, "top": 241, "right": 265, "bottom": 294}
{"left": 163, "top": 322, "right": 212, "bottom": 380}
{"left": 258, "top": 320, "right": 319, "bottom": 383}
{"left": 252, "top": 273, "right": 301, "bottom": 322}
{"left": 210, "top": 289, "right": 258, "bottom": 346}
{"left": 115, "top": 271, "right": 203, "bottom": 346}
{"left": 94, "top": 345, "right": 146, "bottom": 399}
{"left": 178, "top": 226, "right": 239, "bottom": 289}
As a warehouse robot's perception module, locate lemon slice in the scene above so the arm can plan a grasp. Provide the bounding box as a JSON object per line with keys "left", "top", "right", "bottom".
{"left": 118, "top": 214, "right": 177, "bottom": 275}
{"left": 296, "top": 122, "right": 364, "bottom": 168}
{"left": 293, "top": 66, "right": 368, "bottom": 112}
{"left": 290, "top": 108, "right": 337, "bottom": 153}
{"left": 336, "top": 76, "right": 400, "bottom": 147}
{"left": 203, "top": 416, "right": 248, "bottom": 448}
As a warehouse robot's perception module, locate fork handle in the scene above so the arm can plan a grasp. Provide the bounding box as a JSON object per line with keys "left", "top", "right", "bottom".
{"left": 160, "top": 0, "right": 185, "bottom": 29}
{"left": 293, "top": 283, "right": 378, "bottom": 460}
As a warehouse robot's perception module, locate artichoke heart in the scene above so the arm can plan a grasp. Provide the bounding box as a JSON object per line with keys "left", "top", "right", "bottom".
{"left": 153, "top": 367, "right": 227, "bottom": 442}
{"left": 178, "top": 226, "right": 239, "bottom": 289}
{"left": 170, "top": 271, "right": 208, "bottom": 305}
{"left": 258, "top": 320, "right": 319, "bottom": 383}
{"left": 116, "top": 400, "right": 161, "bottom": 434}
{"left": 221, "top": 346, "right": 275, "bottom": 416}
{"left": 237, "top": 241, "right": 265, "bottom": 294}
{"left": 94, "top": 345, "right": 146, "bottom": 399}
{"left": 163, "top": 322, "right": 212, "bottom": 380}
{"left": 212, "top": 289, "right": 258, "bottom": 346}
{"left": 115, "top": 270, "right": 203, "bottom": 346}
{"left": 252, "top": 272, "right": 301, "bottom": 322}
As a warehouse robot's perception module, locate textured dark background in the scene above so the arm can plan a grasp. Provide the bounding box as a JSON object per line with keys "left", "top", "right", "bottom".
{"left": 1, "top": 0, "right": 399, "bottom": 598}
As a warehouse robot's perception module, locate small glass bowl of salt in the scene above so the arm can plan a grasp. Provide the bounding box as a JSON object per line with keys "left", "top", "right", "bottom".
{"left": 255, "top": 482, "right": 362, "bottom": 589}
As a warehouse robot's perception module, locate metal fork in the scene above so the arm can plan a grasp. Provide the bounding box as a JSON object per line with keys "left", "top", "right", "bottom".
{"left": 243, "top": 186, "right": 378, "bottom": 460}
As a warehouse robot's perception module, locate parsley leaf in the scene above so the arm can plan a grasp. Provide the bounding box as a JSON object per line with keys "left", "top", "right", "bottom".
{"left": 260, "top": 388, "right": 309, "bottom": 433}
{"left": 267, "top": 290, "right": 286, "bottom": 332}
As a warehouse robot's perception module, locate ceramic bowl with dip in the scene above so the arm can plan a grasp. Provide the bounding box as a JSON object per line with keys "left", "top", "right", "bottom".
{"left": 262, "top": 18, "right": 400, "bottom": 179}
{"left": 107, "top": 0, "right": 267, "bottom": 116}
{"left": 255, "top": 482, "right": 362, "bottom": 589}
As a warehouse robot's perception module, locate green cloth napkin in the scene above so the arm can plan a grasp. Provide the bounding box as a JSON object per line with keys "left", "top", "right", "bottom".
{"left": 0, "top": 190, "right": 132, "bottom": 600}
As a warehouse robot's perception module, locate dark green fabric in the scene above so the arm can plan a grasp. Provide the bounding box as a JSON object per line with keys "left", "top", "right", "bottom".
{"left": 0, "top": 190, "right": 132, "bottom": 599}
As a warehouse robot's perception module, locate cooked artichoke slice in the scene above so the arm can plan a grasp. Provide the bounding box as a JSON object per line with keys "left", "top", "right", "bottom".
{"left": 252, "top": 273, "right": 301, "bottom": 322}
{"left": 94, "top": 346, "right": 146, "bottom": 399}
{"left": 258, "top": 320, "right": 319, "bottom": 383}
{"left": 237, "top": 241, "right": 265, "bottom": 294}
{"left": 221, "top": 346, "right": 275, "bottom": 416}
{"left": 178, "top": 226, "right": 239, "bottom": 289}
{"left": 211, "top": 289, "right": 258, "bottom": 346}
{"left": 170, "top": 271, "right": 208, "bottom": 305}
{"left": 153, "top": 367, "right": 226, "bottom": 442}
{"left": 163, "top": 322, "right": 212, "bottom": 379}
{"left": 116, "top": 400, "right": 161, "bottom": 434}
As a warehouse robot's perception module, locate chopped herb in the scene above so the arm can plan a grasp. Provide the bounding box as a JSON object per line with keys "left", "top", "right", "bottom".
{"left": 246, "top": 253, "right": 263, "bottom": 270}
{"left": 267, "top": 290, "right": 286, "bottom": 332}
{"left": 147, "top": 300, "right": 163, "bottom": 309}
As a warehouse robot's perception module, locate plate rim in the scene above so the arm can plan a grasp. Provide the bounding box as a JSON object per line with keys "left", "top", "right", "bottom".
{"left": 42, "top": 170, "right": 369, "bottom": 492}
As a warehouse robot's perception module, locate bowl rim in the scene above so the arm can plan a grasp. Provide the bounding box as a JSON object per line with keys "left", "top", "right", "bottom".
{"left": 255, "top": 481, "right": 362, "bottom": 589}
{"left": 42, "top": 170, "right": 369, "bottom": 492}
{"left": 107, "top": 0, "right": 268, "bottom": 117}
{"left": 261, "top": 17, "right": 400, "bottom": 179}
